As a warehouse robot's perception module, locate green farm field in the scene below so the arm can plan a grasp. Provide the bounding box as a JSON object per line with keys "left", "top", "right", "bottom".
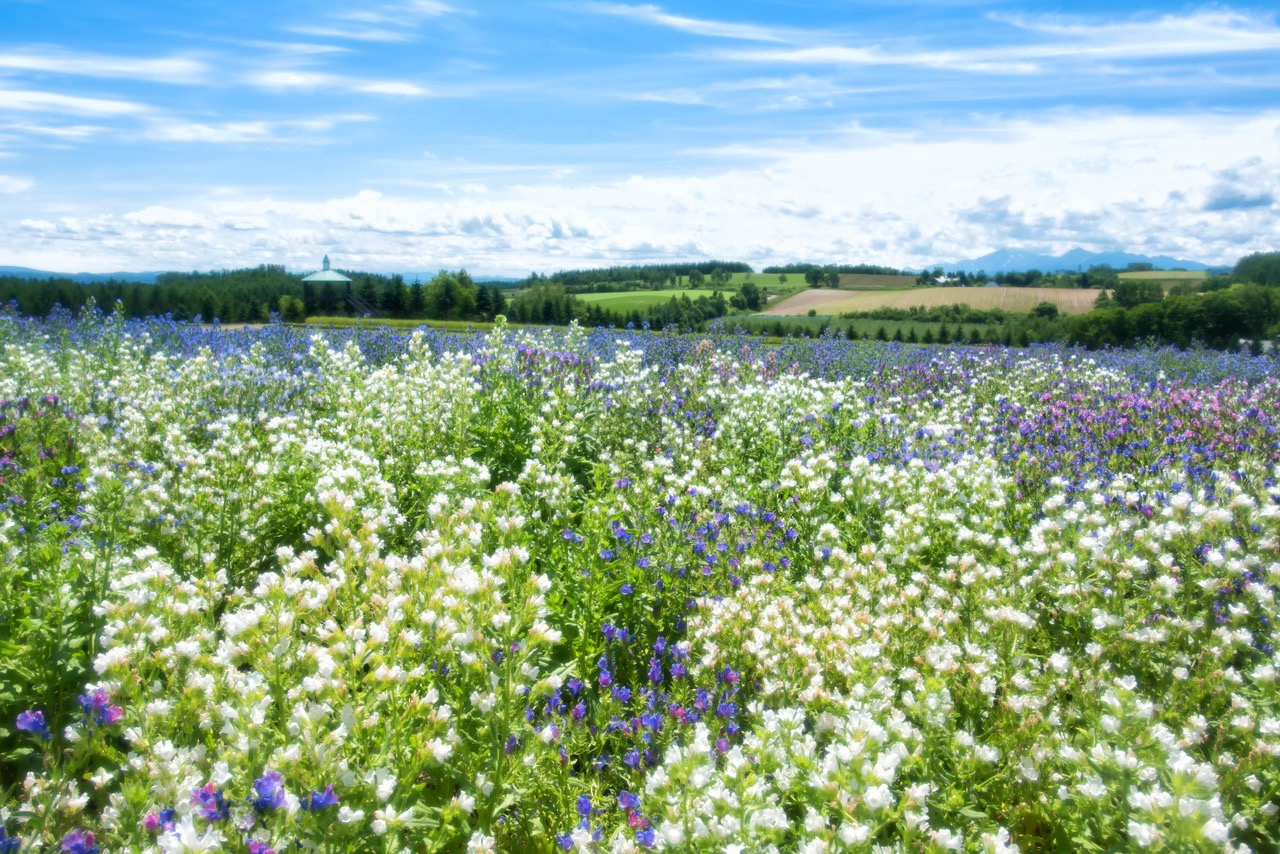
{"left": 1117, "top": 270, "right": 1207, "bottom": 280}
{"left": 763, "top": 286, "right": 1100, "bottom": 316}
{"left": 307, "top": 316, "right": 504, "bottom": 332}
{"left": 725, "top": 315, "right": 1001, "bottom": 340}
{"left": 837, "top": 273, "right": 918, "bottom": 288}
{"left": 577, "top": 288, "right": 723, "bottom": 313}
{"left": 1117, "top": 270, "right": 1208, "bottom": 290}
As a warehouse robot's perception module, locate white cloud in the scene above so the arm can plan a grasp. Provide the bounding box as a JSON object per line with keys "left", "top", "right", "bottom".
{"left": 122, "top": 206, "right": 209, "bottom": 228}
{"left": 715, "top": 45, "right": 1039, "bottom": 74}
{"left": 286, "top": 0, "right": 456, "bottom": 42}
{"left": 999, "top": 9, "right": 1280, "bottom": 58}
{"left": 143, "top": 113, "right": 372, "bottom": 143}
{"left": 714, "top": 9, "right": 1280, "bottom": 75}
{"left": 0, "top": 123, "right": 106, "bottom": 139}
{"left": 355, "top": 80, "right": 429, "bottom": 96}
{"left": 581, "top": 3, "right": 787, "bottom": 43}
{"left": 0, "top": 50, "right": 209, "bottom": 83}
{"left": 0, "top": 174, "right": 33, "bottom": 193}
{"left": 6, "top": 111, "right": 1278, "bottom": 274}
{"left": 0, "top": 88, "right": 149, "bottom": 116}
{"left": 339, "top": 0, "right": 454, "bottom": 25}
{"left": 286, "top": 26, "right": 414, "bottom": 43}
{"left": 247, "top": 70, "right": 342, "bottom": 90}
{"left": 245, "top": 70, "right": 429, "bottom": 96}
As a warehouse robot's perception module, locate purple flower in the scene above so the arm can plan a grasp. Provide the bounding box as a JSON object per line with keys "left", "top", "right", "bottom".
{"left": 142, "top": 808, "right": 175, "bottom": 833}
{"left": 0, "top": 825, "right": 21, "bottom": 854}
{"left": 576, "top": 794, "right": 593, "bottom": 818}
{"left": 15, "top": 709, "right": 51, "bottom": 741}
{"left": 636, "top": 827, "right": 656, "bottom": 849}
{"left": 77, "top": 689, "right": 122, "bottom": 727}
{"left": 251, "top": 770, "right": 286, "bottom": 814}
{"left": 248, "top": 842, "right": 277, "bottom": 854}
{"left": 301, "top": 784, "right": 339, "bottom": 812}
{"left": 192, "top": 783, "right": 230, "bottom": 823}
{"left": 617, "top": 791, "right": 640, "bottom": 810}
{"left": 60, "top": 830, "right": 99, "bottom": 854}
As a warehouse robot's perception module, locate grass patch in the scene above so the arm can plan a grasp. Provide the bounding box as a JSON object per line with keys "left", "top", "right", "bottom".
{"left": 837, "top": 273, "right": 918, "bottom": 289}
{"left": 1117, "top": 270, "right": 1207, "bottom": 280}
{"left": 723, "top": 314, "right": 1001, "bottom": 341}
{"left": 306, "top": 316, "right": 502, "bottom": 332}
{"left": 577, "top": 289, "right": 723, "bottom": 314}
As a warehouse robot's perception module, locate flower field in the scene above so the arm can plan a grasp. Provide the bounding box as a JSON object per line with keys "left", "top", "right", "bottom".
{"left": 1, "top": 308, "right": 1278, "bottom": 853}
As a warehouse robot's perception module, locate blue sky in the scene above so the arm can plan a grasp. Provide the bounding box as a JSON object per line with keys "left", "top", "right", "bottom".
{"left": 1, "top": 0, "right": 1278, "bottom": 275}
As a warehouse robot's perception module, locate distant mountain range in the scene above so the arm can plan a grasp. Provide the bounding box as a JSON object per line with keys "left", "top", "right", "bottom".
{"left": 0, "top": 265, "right": 162, "bottom": 284}
{"left": 927, "top": 248, "right": 1227, "bottom": 276}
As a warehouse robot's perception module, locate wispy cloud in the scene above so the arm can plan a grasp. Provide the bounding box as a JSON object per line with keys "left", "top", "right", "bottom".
{"left": 0, "top": 49, "right": 210, "bottom": 83}
{"left": 580, "top": 3, "right": 787, "bottom": 43}
{"left": 0, "top": 122, "right": 106, "bottom": 140}
{"left": 143, "top": 113, "right": 373, "bottom": 144}
{"left": 356, "top": 80, "right": 430, "bottom": 96}
{"left": 245, "top": 70, "right": 429, "bottom": 96}
{"left": 714, "top": 45, "right": 1038, "bottom": 74}
{"left": 0, "top": 174, "right": 33, "bottom": 193}
{"left": 287, "top": 0, "right": 456, "bottom": 42}
{"left": 0, "top": 88, "right": 150, "bottom": 116}
{"left": 339, "top": 0, "right": 454, "bottom": 26}
{"left": 714, "top": 9, "right": 1280, "bottom": 75}
{"left": 998, "top": 9, "right": 1280, "bottom": 58}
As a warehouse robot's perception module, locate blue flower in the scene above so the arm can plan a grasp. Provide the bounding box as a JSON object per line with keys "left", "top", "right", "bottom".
{"left": 77, "top": 689, "right": 122, "bottom": 727}
{"left": 301, "top": 784, "right": 340, "bottom": 812}
{"left": 15, "top": 709, "right": 51, "bottom": 741}
{"left": 0, "top": 825, "right": 21, "bottom": 854}
{"left": 60, "top": 830, "right": 100, "bottom": 854}
{"left": 191, "top": 783, "right": 230, "bottom": 822}
{"left": 251, "top": 770, "right": 286, "bottom": 814}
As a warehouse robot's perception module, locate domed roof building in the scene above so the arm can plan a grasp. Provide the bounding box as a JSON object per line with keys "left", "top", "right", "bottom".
{"left": 301, "top": 255, "right": 351, "bottom": 285}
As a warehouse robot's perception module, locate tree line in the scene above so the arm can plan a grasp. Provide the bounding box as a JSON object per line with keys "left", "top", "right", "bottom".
{"left": 4, "top": 251, "right": 1280, "bottom": 349}
{"left": 0, "top": 266, "right": 514, "bottom": 325}
{"left": 529, "top": 261, "right": 751, "bottom": 291}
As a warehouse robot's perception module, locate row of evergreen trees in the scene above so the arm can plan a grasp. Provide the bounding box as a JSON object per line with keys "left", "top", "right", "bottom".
{"left": 0, "top": 266, "right": 516, "bottom": 325}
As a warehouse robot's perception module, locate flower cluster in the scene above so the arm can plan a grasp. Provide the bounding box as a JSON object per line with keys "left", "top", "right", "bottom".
{"left": 0, "top": 311, "right": 1277, "bottom": 852}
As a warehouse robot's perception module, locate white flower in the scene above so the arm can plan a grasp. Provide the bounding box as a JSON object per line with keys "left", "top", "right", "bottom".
{"left": 158, "top": 815, "right": 223, "bottom": 852}
{"left": 863, "top": 784, "right": 893, "bottom": 812}
{"left": 1127, "top": 821, "right": 1160, "bottom": 847}
{"left": 466, "top": 831, "right": 496, "bottom": 854}
{"left": 1201, "top": 818, "right": 1229, "bottom": 844}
